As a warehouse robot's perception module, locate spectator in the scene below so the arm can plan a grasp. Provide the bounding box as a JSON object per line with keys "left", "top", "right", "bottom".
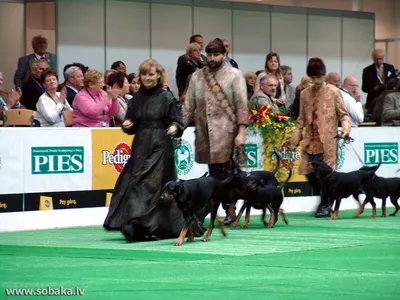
{"left": 72, "top": 69, "right": 121, "bottom": 127}
{"left": 326, "top": 72, "right": 341, "bottom": 88}
{"left": 362, "top": 49, "right": 397, "bottom": 115}
{"left": 0, "top": 71, "right": 22, "bottom": 119}
{"left": 244, "top": 72, "right": 256, "bottom": 100}
{"left": 381, "top": 81, "right": 400, "bottom": 126}
{"left": 64, "top": 66, "right": 84, "bottom": 106}
{"left": 20, "top": 59, "right": 48, "bottom": 111}
{"left": 289, "top": 75, "right": 312, "bottom": 119}
{"left": 340, "top": 76, "right": 364, "bottom": 127}
{"left": 249, "top": 75, "right": 279, "bottom": 112}
{"left": 107, "top": 71, "right": 132, "bottom": 125}
{"left": 127, "top": 73, "right": 140, "bottom": 95}
{"left": 14, "top": 35, "right": 56, "bottom": 89}
{"left": 222, "top": 39, "right": 239, "bottom": 69}
{"left": 281, "top": 65, "right": 295, "bottom": 110}
{"left": 111, "top": 61, "right": 127, "bottom": 74}
{"left": 36, "top": 70, "right": 72, "bottom": 127}
{"left": 372, "top": 78, "right": 399, "bottom": 125}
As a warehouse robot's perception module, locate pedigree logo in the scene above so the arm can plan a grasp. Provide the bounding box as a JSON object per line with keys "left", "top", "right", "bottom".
{"left": 102, "top": 142, "right": 131, "bottom": 174}
{"left": 272, "top": 142, "right": 301, "bottom": 171}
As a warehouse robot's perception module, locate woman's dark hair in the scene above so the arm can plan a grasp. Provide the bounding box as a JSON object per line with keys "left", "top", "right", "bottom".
{"left": 41, "top": 69, "right": 58, "bottom": 82}
{"left": 127, "top": 73, "right": 138, "bottom": 84}
{"left": 306, "top": 57, "right": 326, "bottom": 77}
{"left": 264, "top": 52, "right": 281, "bottom": 78}
{"left": 107, "top": 71, "right": 127, "bottom": 89}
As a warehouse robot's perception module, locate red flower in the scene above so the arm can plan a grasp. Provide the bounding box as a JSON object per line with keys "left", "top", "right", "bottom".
{"left": 277, "top": 113, "right": 289, "bottom": 122}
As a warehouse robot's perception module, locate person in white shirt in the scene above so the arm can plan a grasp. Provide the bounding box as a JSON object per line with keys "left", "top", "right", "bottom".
{"left": 36, "top": 69, "right": 72, "bottom": 127}
{"left": 340, "top": 76, "right": 364, "bottom": 127}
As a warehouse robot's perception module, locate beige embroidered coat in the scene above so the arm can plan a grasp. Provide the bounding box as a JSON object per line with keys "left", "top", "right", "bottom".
{"left": 182, "top": 66, "right": 248, "bottom": 164}
{"left": 291, "top": 83, "right": 351, "bottom": 174}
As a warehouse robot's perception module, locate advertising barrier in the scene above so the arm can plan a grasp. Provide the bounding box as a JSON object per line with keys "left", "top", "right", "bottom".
{"left": 0, "top": 127, "right": 399, "bottom": 214}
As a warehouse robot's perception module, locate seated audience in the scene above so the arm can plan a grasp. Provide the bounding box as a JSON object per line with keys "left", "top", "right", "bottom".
{"left": 244, "top": 72, "right": 257, "bottom": 101}
{"left": 340, "top": 76, "right": 364, "bottom": 127}
{"left": 127, "top": 73, "right": 140, "bottom": 95}
{"left": 0, "top": 71, "right": 22, "bottom": 119}
{"left": 381, "top": 81, "right": 400, "bottom": 126}
{"left": 222, "top": 39, "right": 239, "bottom": 69}
{"left": 111, "top": 61, "right": 127, "bottom": 74}
{"left": 290, "top": 75, "right": 312, "bottom": 119}
{"left": 249, "top": 75, "right": 279, "bottom": 112}
{"left": 36, "top": 70, "right": 72, "bottom": 127}
{"left": 372, "top": 78, "right": 399, "bottom": 125}
{"left": 20, "top": 59, "right": 48, "bottom": 111}
{"left": 326, "top": 72, "right": 341, "bottom": 88}
{"left": 281, "top": 65, "right": 295, "bottom": 109}
{"left": 64, "top": 66, "right": 84, "bottom": 106}
{"left": 107, "top": 71, "right": 132, "bottom": 125}
{"left": 72, "top": 69, "right": 121, "bottom": 127}
{"left": 254, "top": 52, "right": 285, "bottom": 107}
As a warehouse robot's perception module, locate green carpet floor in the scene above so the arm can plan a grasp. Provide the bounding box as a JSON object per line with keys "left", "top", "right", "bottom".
{"left": 1, "top": 209, "right": 399, "bottom": 299}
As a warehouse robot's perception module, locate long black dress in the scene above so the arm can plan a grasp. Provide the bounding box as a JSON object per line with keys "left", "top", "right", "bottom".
{"left": 103, "top": 85, "right": 185, "bottom": 240}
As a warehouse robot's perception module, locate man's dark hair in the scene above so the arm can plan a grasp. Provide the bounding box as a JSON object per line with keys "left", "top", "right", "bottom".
{"left": 63, "top": 62, "right": 89, "bottom": 75}
{"left": 189, "top": 34, "right": 203, "bottom": 43}
{"left": 111, "top": 61, "right": 126, "bottom": 71}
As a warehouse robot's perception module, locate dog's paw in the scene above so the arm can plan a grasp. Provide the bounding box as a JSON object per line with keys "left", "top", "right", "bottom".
{"left": 201, "top": 236, "right": 210, "bottom": 242}
{"left": 174, "top": 240, "right": 183, "bottom": 246}
{"left": 241, "top": 223, "right": 248, "bottom": 228}
{"left": 186, "top": 237, "right": 195, "bottom": 243}
{"left": 328, "top": 217, "right": 337, "bottom": 221}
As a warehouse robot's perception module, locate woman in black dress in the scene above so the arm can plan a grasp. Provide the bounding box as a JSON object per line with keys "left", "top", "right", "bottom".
{"left": 104, "top": 59, "right": 186, "bottom": 241}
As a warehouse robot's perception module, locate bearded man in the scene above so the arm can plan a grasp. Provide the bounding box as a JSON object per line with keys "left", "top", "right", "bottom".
{"left": 182, "top": 38, "right": 248, "bottom": 224}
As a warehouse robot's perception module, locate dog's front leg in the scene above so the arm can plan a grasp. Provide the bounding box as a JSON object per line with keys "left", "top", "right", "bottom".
{"left": 261, "top": 207, "right": 268, "bottom": 227}
{"left": 266, "top": 203, "right": 276, "bottom": 228}
{"left": 381, "top": 196, "right": 387, "bottom": 217}
{"left": 202, "top": 200, "right": 216, "bottom": 242}
{"left": 175, "top": 217, "right": 193, "bottom": 246}
{"left": 369, "top": 197, "right": 377, "bottom": 219}
{"left": 231, "top": 202, "right": 246, "bottom": 228}
{"left": 186, "top": 225, "right": 195, "bottom": 243}
{"left": 354, "top": 198, "right": 368, "bottom": 218}
{"left": 329, "top": 197, "right": 341, "bottom": 220}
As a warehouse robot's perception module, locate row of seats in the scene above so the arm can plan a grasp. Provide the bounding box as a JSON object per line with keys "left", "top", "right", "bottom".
{"left": 0, "top": 109, "right": 72, "bottom": 127}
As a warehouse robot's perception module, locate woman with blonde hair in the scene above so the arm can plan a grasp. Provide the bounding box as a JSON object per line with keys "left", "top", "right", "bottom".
{"left": 104, "top": 59, "right": 188, "bottom": 242}
{"left": 244, "top": 72, "right": 257, "bottom": 100}
{"left": 254, "top": 52, "right": 286, "bottom": 107}
{"left": 72, "top": 69, "right": 121, "bottom": 127}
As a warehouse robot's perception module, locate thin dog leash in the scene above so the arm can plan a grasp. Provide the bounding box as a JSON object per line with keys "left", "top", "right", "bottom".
{"left": 334, "top": 130, "right": 364, "bottom": 166}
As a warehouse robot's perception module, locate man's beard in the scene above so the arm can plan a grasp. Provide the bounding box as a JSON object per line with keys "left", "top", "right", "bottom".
{"left": 208, "top": 60, "right": 223, "bottom": 70}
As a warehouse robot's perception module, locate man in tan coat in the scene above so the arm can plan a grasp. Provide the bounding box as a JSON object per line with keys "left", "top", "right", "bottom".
{"left": 182, "top": 38, "right": 248, "bottom": 224}
{"left": 290, "top": 58, "right": 351, "bottom": 218}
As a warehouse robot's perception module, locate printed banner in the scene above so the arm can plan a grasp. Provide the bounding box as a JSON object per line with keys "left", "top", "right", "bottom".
{"left": 91, "top": 128, "right": 134, "bottom": 190}
{"left": 23, "top": 128, "right": 92, "bottom": 193}
{"left": 0, "top": 129, "right": 25, "bottom": 194}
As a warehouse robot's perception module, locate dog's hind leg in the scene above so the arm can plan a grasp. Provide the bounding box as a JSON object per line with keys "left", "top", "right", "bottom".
{"left": 186, "top": 225, "right": 195, "bottom": 243}
{"left": 216, "top": 215, "right": 228, "bottom": 237}
{"left": 202, "top": 200, "right": 220, "bottom": 242}
{"left": 354, "top": 198, "right": 368, "bottom": 218}
{"left": 262, "top": 208, "right": 268, "bottom": 227}
{"left": 389, "top": 196, "right": 400, "bottom": 216}
{"left": 242, "top": 205, "right": 251, "bottom": 228}
{"left": 230, "top": 202, "right": 246, "bottom": 228}
{"left": 369, "top": 197, "right": 377, "bottom": 219}
{"left": 279, "top": 209, "right": 289, "bottom": 225}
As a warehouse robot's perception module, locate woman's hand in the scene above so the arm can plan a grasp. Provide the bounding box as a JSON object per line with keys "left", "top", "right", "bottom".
{"left": 106, "top": 85, "right": 122, "bottom": 100}
{"left": 167, "top": 125, "right": 177, "bottom": 136}
{"left": 276, "top": 98, "right": 285, "bottom": 106}
{"left": 122, "top": 120, "right": 134, "bottom": 129}
{"left": 59, "top": 87, "right": 67, "bottom": 104}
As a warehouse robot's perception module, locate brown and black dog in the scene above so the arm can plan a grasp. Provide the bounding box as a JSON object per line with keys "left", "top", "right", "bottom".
{"left": 311, "top": 160, "right": 381, "bottom": 220}
{"left": 353, "top": 166, "right": 400, "bottom": 218}
{"left": 160, "top": 175, "right": 234, "bottom": 246}
{"left": 230, "top": 168, "right": 292, "bottom": 229}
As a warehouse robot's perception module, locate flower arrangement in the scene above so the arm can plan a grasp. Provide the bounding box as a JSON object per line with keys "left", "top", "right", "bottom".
{"left": 248, "top": 104, "right": 296, "bottom": 131}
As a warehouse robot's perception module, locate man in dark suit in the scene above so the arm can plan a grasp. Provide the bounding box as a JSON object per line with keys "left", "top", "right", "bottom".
{"left": 20, "top": 59, "right": 48, "bottom": 111}
{"left": 362, "top": 49, "right": 396, "bottom": 115}
{"left": 63, "top": 66, "right": 84, "bottom": 106}
{"left": 14, "top": 35, "right": 56, "bottom": 89}
{"left": 176, "top": 34, "right": 207, "bottom": 98}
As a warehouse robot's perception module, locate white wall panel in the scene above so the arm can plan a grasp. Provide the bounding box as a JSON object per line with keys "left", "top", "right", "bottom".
{"left": 57, "top": 0, "right": 105, "bottom": 78}
{"left": 308, "top": 15, "right": 342, "bottom": 78}
{"left": 193, "top": 7, "right": 232, "bottom": 49}
{"left": 233, "top": 10, "right": 270, "bottom": 74}
{"left": 342, "top": 18, "right": 374, "bottom": 104}
{"left": 271, "top": 13, "right": 307, "bottom": 86}
{"left": 151, "top": 3, "right": 192, "bottom": 96}
{"left": 105, "top": 0, "right": 150, "bottom": 74}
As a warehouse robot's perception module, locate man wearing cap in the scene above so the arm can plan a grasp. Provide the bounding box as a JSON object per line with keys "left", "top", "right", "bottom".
{"left": 182, "top": 38, "right": 248, "bottom": 225}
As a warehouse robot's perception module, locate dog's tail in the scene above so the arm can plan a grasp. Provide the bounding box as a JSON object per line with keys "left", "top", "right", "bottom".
{"left": 271, "top": 150, "right": 281, "bottom": 175}
{"left": 278, "top": 168, "right": 293, "bottom": 190}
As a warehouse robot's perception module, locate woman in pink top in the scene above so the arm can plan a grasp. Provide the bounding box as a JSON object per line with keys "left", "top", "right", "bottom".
{"left": 72, "top": 69, "right": 121, "bottom": 127}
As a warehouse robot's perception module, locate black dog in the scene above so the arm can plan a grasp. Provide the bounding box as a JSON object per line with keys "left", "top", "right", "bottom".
{"left": 160, "top": 175, "right": 234, "bottom": 246}
{"left": 353, "top": 166, "right": 400, "bottom": 218}
{"left": 226, "top": 151, "right": 281, "bottom": 219}
{"left": 311, "top": 160, "right": 380, "bottom": 220}
{"left": 231, "top": 168, "right": 292, "bottom": 229}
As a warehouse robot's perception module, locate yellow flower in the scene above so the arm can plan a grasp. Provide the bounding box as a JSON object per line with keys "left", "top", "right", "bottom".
{"left": 252, "top": 110, "right": 257, "bottom": 115}
{"left": 253, "top": 124, "right": 259, "bottom": 129}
